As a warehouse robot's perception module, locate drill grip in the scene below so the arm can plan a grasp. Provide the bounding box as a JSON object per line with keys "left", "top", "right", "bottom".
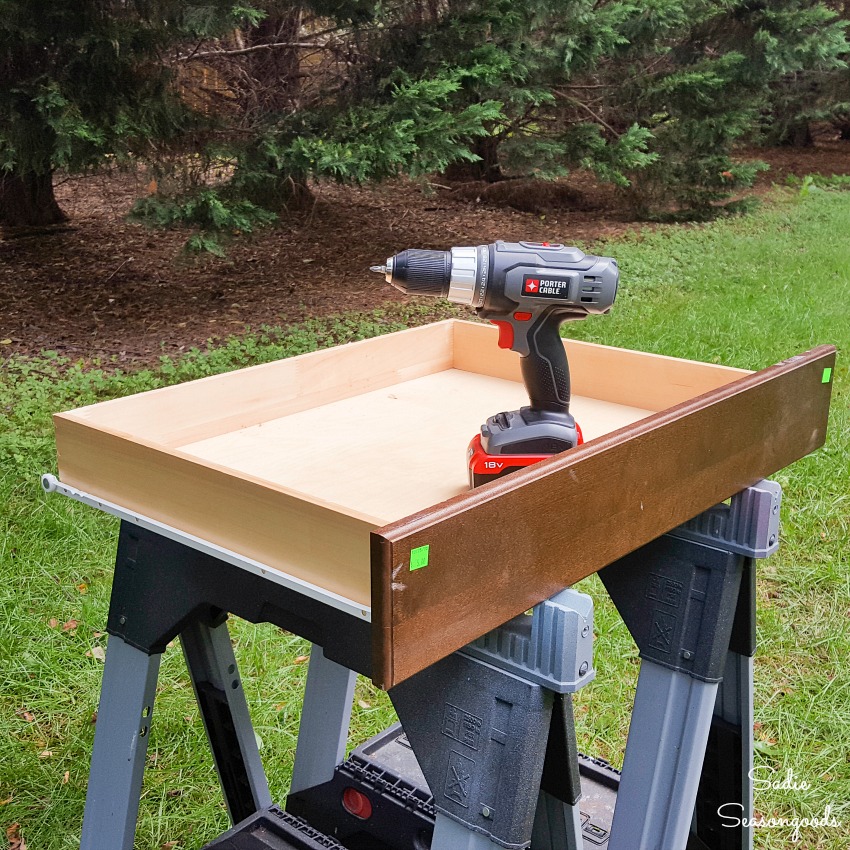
{"left": 520, "top": 311, "right": 571, "bottom": 413}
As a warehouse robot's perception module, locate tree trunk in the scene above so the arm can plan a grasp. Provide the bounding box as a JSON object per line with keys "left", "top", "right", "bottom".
{"left": 443, "top": 135, "right": 504, "bottom": 183}
{"left": 779, "top": 121, "right": 814, "bottom": 148}
{"left": 0, "top": 171, "right": 68, "bottom": 227}
{"left": 244, "top": 9, "right": 303, "bottom": 114}
{"left": 236, "top": 157, "right": 313, "bottom": 214}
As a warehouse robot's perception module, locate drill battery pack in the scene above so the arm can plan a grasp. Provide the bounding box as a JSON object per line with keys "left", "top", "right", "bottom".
{"left": 467, "top": 434, "right": 553, "bottom": 488}
{"left": 467, "top": 422, "right": 583, "bottom": 489}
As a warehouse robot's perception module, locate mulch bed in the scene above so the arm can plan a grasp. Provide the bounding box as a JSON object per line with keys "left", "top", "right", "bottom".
{"left": 2, "top": 138, "right": 848, "bottom": 365}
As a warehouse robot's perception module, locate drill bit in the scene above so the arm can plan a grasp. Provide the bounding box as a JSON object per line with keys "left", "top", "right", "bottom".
{"left": 369, "top": 265, "right": 387, "bottom": 275}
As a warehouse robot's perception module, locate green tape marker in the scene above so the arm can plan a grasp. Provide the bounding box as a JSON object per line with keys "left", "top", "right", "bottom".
{"left": 822, "top": 367, "right": 833, "bottom": 384}
{"left": 410, "top": 545, "right": 430, "bottom": 571}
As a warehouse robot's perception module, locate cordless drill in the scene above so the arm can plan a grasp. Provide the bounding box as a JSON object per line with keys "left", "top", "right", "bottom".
{"left": 371, "top": 241, "right": 619, "bottom": 486}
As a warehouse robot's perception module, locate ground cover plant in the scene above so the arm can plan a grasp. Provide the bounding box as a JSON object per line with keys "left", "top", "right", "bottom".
{"left": 1, "top": 184, "right": 848, "bottom": 848}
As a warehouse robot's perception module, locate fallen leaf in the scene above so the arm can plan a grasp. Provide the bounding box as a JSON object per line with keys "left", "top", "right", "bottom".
{"left": 294, "top": 655, "right": 309, "bottom": 664}
{"left": 166, "top": 789, "right": 183, "bottom": 798}
{"left": 6, "top": 822, "right": 25, "bottom": 850}
{"left": 93, "top": 631, "right": 103, "bottom": 638}
{"left": 48, "top": 618, "right": 59, "bottom": 629}
{"left": 358, "top": 700, "right": 371, "bottom": 709}
{"left": 0, "top": 339, "right": 12, "bottom": 346}
{"left": 62, "top": 771, "right": 70, "bottom": 784}
{"left": 15, "top": 709, "right": 34, "bottom": 723}
{"left": 0, "top": 795, "right": 13, "bottom": 805}
{"left": 76, "top": 583, "right": 88, "bottom": 594}
{"left": 275, "top": 703, "right": 286, "bottom": 712}
{"left": 161, "top": 842, "right": 178, "bottom": 849}
{"left": 62, "top": 619, "right": 78, "bottom": 632}
{"left": 87, "top": 646, "right": 106, "bottom": 661}
{"left": 38, "top": 750, "right": 52, "bottom": 759}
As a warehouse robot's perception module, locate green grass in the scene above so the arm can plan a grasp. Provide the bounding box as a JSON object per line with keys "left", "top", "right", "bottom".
{"left": 1, "top": 188, "right": 848, "bottom": 848}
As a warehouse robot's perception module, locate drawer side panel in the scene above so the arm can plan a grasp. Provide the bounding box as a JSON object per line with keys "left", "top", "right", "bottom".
{"left": 54, "top": 417, "right": 374, "bottom": 606}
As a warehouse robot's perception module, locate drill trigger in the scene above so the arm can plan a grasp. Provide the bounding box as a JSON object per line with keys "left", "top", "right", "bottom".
{"left": 491, "top": 320, "right": 514, "bottom": 350}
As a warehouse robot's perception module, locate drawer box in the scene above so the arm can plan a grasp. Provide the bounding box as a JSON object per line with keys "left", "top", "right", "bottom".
{"left": 53, "top": 320, "right": 834, "bottom": 687}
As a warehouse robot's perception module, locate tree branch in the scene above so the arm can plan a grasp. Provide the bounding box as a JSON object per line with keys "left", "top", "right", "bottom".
{"left": 176, "top": 41, "right": 334, "bottom": 62}
{"left": 553, "top": 90, "right": 618, "bottom": 135}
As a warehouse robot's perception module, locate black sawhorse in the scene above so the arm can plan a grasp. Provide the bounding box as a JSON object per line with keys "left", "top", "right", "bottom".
{"left": 43, "top": 475, "right": 780, "bottom": 850}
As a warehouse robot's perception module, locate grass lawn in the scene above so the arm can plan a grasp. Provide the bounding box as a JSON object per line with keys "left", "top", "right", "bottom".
{"left": 1, "top": 186, "right": 847, "bottom": 849}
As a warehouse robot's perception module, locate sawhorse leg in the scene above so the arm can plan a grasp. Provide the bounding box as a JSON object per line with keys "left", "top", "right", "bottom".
{"left": 435, "top": 800, "right": 584, "bottom": 850}
{"left": 703, "top": 651, "right": 755, "bottom": 850}
{"left": 432, "top": 814, "right": 498, "bottom": 849}
{"left": 290, "top": 643, "right": 357, "bottom": 794}
{"left": 391, "top": 590, "right": 595, "bottom": 850}
{"left": 81, "top": 619, "right": 272, "bottom": 849}
{"left": 533, "top": 792, "right": 584, "bottom": 850}
{"left": 80, "top": 636, "right": 161, "bottom": 850}
{"left": 181, "top": 618, "right": 272, "bottom": 823}
{"left": 609, "top": 633, "right": 755, "bottom": 850}
{"left": 601, "top": 532, "right": 747, "bottom": 850}
{"left": 532, "top": 685, "right": 585, "bottom": 850}
{"left": 692, "top": 556, "right": 757, "bottom": 850}
{"left": 79, "top": 520, "right": 372, "bottom": 848}
{"left": 607, "top": 662, "right": 719, "bottom": 850}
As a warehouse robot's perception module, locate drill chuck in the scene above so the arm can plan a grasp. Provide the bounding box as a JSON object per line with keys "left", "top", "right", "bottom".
{"left": 381, "top": 249, "right": 451, "bottom": 297}
{"left": 373, "top": 246, "right": 485, "bottom": 306}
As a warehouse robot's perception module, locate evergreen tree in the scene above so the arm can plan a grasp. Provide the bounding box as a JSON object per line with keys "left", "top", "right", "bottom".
{"left": 0, "top": 0, "right": 503, "bottom": 239}
{"left": 373, "top": 0, "right": 847, "bottom": 214}
{"left": 130, "top": 1, "right": 505, "bottom": 250}
{"left": 365, "top": 0, "right": 656, "bottom": 186}
{"left": 0, "top": 0, "right": 257, "bottom": 226}
{"left": 766, "top": 0, "right": 850, "bottom": 144}
{"left": 625, "top": 0, "right": 846, "bottom": 211}
{"left": 3, "top": 0, "right": 847, "bottom": 235}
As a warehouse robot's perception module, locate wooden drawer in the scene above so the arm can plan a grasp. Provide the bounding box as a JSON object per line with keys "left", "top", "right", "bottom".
{"left": 53, "top": 320, "right": 835, "bottom": 687}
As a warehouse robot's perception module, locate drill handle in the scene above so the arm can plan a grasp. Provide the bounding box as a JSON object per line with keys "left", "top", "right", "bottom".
{"left": 520, "top": 309, "right": 574, "bottom": 413}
